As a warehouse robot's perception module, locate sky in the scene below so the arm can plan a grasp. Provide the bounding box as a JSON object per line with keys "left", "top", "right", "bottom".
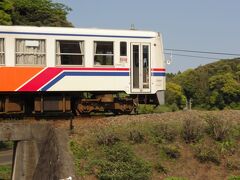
{"left": 53, "top": 0, "right": 240, "bottom": 73}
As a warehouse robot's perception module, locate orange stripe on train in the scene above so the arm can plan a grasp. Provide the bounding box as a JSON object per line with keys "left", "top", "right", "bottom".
{"left": 0, "top": 67, "right": 43, "bottom": 91}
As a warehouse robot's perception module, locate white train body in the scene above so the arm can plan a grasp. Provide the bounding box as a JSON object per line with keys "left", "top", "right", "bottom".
{"left": 0, "top": 26, "right": 165, "bottom": 115}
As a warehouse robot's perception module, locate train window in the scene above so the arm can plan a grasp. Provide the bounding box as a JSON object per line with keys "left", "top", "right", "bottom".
{"left": 16, "top": 39, "right": 46, "bottom": 65}
{"left": 120, "top": 42, "right": 127, "bottom": 56}
{"left": 94, "top": 41, "right": 114, "bottom": 65}
{"left": 0, "top": 39, "right": 4, "bottom": 65}
{"left": 56, "top": 40, "right": 84, "bottom": 65}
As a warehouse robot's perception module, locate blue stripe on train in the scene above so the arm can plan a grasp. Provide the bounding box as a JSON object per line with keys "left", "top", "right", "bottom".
{"left": 41, "top": 71, "right": 165, "bottom": 91}
{"left": 41, "top": 71, "right": 129, "bottom": 91}
{"left": 0, "top": 31, "right": 153, "bottom": 39}
{"left": 152, "top": 72, "right": 166, "bottom": 76}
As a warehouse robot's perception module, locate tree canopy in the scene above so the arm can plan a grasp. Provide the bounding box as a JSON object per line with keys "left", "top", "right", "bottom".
{"left": 0, "top": 0, "right": 72, "bottom": 27}
{"left": 0, "top": 0, "right": 13, "bottom": 25}
{"left": 166, "top": 58, "right": 240, "bottom": 110}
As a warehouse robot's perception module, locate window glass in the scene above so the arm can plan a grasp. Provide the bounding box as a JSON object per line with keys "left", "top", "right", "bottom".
{"left": 56, "top": 40, "right": 84, "bottom": 65}
{"left": 120, "top": 42, "right": 127, "bottom": 56}
{"left": 16, "top": 39, "right": 46, "bottom": 65}
{"left": 0, "top": 39, "right": 4, "bottom": 65}
{"left": 143, "top": 45, "right": 149, "bottom": 88}
{"left": 94, "top": 41, "right": 114, "bottom": 65}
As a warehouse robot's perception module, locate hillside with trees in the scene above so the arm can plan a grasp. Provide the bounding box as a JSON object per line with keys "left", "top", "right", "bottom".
{"left": 166, "top": 58, "right": 240, "bottom": 110}
{"left": 0, "top": 0, "right": 72, "bottom": 26}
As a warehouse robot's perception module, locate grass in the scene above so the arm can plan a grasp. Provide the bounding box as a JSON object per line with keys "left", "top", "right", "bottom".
{"left": 69, "top": 110, "right": 240, "bottom": 179}
{"left": 0, "top": 165, "right": 11, "bottom": 180}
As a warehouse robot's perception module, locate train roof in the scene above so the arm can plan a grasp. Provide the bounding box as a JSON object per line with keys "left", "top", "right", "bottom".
{"left": 0, "top": 25, "right": 160, "bottom": 38}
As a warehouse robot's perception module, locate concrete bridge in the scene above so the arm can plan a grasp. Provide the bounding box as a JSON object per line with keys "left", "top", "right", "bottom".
{"left": 0, "top": 123, "right": 76, "bottom": 180}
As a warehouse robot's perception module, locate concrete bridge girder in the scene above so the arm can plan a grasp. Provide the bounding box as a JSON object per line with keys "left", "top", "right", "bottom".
{"left": 0, "top": 123, "right": 76, "bottom": 180}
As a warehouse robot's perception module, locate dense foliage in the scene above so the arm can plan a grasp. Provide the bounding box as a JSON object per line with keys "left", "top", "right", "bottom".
{"left": 0, "top": 0, "right": 13, "bottom": 25}
{"left": 0, "top": 0, "right": 72, "bottom": 26}
{"left": 166, "top": 58, "right": 240, "bottom": 110}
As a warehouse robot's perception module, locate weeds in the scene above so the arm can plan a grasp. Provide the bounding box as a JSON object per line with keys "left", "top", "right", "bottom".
{"left": 155, "top": 162, "right": 168, "bottom": 174}
{"left": 182, "top": 118, "right": 204, "bottom": 143}
{"left": 205, "top": 115, "right": 232, "bottom": 141}
{"left": 217, "top": 140, "right": 236, "bottom": 154}
{"left": 128, "top": 130, "right": 145, "bottom": 144}
{"left": 96, "top": 130, "right": 120, "bottom": 146}
{"left": 194, "top": 143, "right": 221, "bottom": 165}
{"left": 96, "top": 143, "right": 152, "bottom": 180}
{"left": 151, "top": 123, "right": 178, "bottom": 144}
{"left": 162, "top": 145, "right": 181, "bottom": 159}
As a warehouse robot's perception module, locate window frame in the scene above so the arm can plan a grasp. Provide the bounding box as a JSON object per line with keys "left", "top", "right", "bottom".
{"left": 94, "top": 41, "right": 114, "bottom": 67}
{"left": 55, "top": 40, "right": 85, "bottom": 66}
{"left": 0, "top": 38, "right": 5, "bottom": 66}
{"left": 15, "top": 38, "right": 46, "bottom": 66}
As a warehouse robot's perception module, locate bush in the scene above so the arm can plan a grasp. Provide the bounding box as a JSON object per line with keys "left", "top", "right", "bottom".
{"left": 96, "top": 143, "right": 152, "bottom": 180}
{"left": 155, "top": 162, "right": 168, "bottom": 174}
{"left": 194, "top": 143, "right": 220, "bottom": 165}
{"left": 96, "top": 130, "right": 120, "bottom": 146}
{"left": 151, "top": 123, "right": 178, "bottom": 143}
{"left": 182, "top": 118, "right": 204, "bottom": 143}
{"left": 138, "top": 105, "right": 155, "bottom": 114}
{"left": 170, "top": 103, "right": 179, "bottom": 112}
{"left": 128, "top": 130, "right": 145, "bottom": 144}
{"left": 205, "top": 115, "right": 232, "bottom": 141}
{"left": 162, "top": 145, "right": 181, "bottom": 159}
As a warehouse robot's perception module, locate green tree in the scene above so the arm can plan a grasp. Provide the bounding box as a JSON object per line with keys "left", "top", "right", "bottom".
{"left": 166, "top": 82, "right": 186, "bottom": 109}
{"left": 0, "top": 0, "right": 13, "bottom": 25}
{"left": 209, "top": 73, "right": 240, "bottom": 109}
{"left": 173, "top": 69, "right": 198, "bottom": 101}
{"left": 2, "top": 0, "right": 73, "bottom": 27}
{"left": 167, "top": 58, "right": 240, "bottom": 110}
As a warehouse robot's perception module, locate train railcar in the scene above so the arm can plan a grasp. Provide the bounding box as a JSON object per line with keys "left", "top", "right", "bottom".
{"left": 0, "top": 25, "right": 165, "bottom": 116}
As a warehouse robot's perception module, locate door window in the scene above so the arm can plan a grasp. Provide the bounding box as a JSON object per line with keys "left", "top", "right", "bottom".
{"left": 133, "top": 45, "right": 139, "bottom": 88}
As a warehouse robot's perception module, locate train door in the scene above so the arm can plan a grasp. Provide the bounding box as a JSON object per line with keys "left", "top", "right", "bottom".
{"left": 131, "top": 43, "right": 151, "bottom": 93}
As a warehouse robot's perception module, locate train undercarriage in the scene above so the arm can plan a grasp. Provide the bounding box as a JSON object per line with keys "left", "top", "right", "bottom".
{"left": 0, "top": 92, "right": 160, "bottom": 119}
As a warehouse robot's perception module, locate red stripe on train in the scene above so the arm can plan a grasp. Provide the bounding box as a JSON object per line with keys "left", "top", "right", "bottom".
{"left": 151, "top": 68, "right": 165, "bottom": 71}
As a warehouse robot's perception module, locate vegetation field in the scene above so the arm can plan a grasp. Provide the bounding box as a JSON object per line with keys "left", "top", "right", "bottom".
{"left": 68, "top": 110, "right": 240, "bottom": 180}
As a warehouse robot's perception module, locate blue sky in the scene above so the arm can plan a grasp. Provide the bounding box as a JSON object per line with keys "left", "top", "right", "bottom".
{"left": 53, "top": 0, "right": 240, "bottom": 73}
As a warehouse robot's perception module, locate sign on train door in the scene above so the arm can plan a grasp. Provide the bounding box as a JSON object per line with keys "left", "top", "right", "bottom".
{"left": 131, "top": 43, "right": 151, "bottom": 93}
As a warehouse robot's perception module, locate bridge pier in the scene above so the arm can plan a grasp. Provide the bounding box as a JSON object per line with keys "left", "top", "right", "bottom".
{"left": 12, "top": 141, "right": 39, "bottom": 180}
{"left": 0, "top": 123, "right": 76, "bottom": 180}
